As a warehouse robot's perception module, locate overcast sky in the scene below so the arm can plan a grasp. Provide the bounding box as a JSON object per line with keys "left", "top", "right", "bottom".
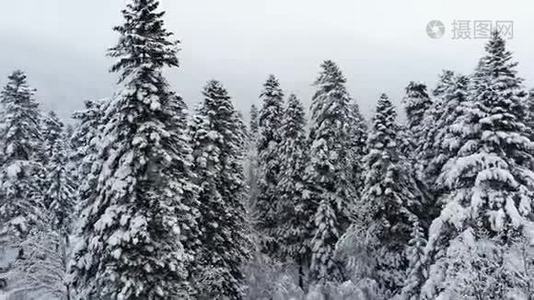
{"left": 1, "top": 0, "right": 534, "bottom": 120}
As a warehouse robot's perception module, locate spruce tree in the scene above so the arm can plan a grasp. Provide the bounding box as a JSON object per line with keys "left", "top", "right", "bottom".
{"left": 347, "top": 101, "right": 368, "bottom": 203}
{"left": 402, "top": 82, "right": 432, "bottom": 159}
{"left": 403, "top": 82, "right": 432, "bottom": 142}
{"left": 69, "top": 0, "right": 198, "bottom": 298}
{"left": 42, "top": 111, "right": 76, "bottom": 232}
{"left": 255, "top": 75, "right": 285, "bottom": 256}
{"left": 401, "top": 82, "right": 431, "bottom": 169}
{"left": 401, "top": 82, "right": 437, "bottom": 232}
{"left": 421, "top": 70, "right": 456, "bottom": 166}
{"left": 420, "top": 31, "right": 534, "bottom": 299}
{"left": 432, "top": 70, "right": 456, "bottom": 97}
{"left": 276, "top": 94, "right": 312, "bottom": 287}
{"left": 307, "top": 60, "right": 353, "bottom": 285}
{"left": 189, "top": 80, "right": 250, "bottom": 299}
{"left": 425, "top": 74, "right": 470, "bottom": 194}
{"left": 400, "top": 75, "right": 471, "bottom": 299}
{"left": 249, "top": 104, "right": 259, "bottom": 139}
{"left": 33, "top": 112, "right": 75, "bottom": 299}
{"left": 0, "top": 70, "right": 45, "bottom": 245}
{"left": 0, "top": 71, "right": 46, "bottom": 295}
{"left": 70, "top": 99, "right": 108, "bottom": 212}
{"left": 339, "top": 94, "right": 421, "bottom": 297}
{"left": 246, "top": 104, "right": 260, "bottom": 214}
{"left": 419, "top": 71, "right": 459, "bottom": 187}
{"left": 362, "top": 94, "right": 420, "bottom": 296}
{"left": 41, "top": 112, "right": 76, "bottom": 298}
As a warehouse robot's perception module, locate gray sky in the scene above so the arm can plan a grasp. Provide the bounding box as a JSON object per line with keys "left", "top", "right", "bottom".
{"left": 1, "top": 0, "right": 533, "bottom": 121}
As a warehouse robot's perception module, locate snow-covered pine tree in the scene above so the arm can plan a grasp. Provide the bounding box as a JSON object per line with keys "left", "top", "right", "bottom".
{"left": 307, "top": 60, "right": 354, "bottom": 286}
{"left": 424, "top": 74, "right": 470, "bottom": 195}
{"left": 402, "top": 82, "right": 432, "bottom": 159}
{"left": 401, "top": 82, "right": 438, "bottom": 237}
{"left": 63, "top": 123, "right": 79, "bottom": 199}
{"left": 69, "top": 0, "right": 198, "bottom": 298}
{"left": 70, "top": 100, "right": 107, "bottom": 165}
{"left": 0, "top": 70, "right": 45, "bottom": 250}
{"left": 70, "top": 99, "right": 108, "bottom": 213}
{"left": 363, "top": 94, "right": 421, "bottom": 296}
{"left": 42, "top": 111, "right": 76, "bottom": 233}
{"left": 409, "top": 72, "right": 462, "bottom": 234}
{"left": 245, "top": 104, "right": 260, "bottom": 214}
{"left": 255, "top": 75, "right": 285, "bottom": 257}
{"left": 418, "top": 71, "right": 458, "bottom": 186}
{"left": 420, "top": 31, "right": 534, "bottom": 299}
{"left": 307, "top": 60, "right": 355, "bottom": 227}
{"left": 189, "top": 80, "right": 250, "bottom": 299}
{"left": 249, "top": 104, "right": 259, "bottom": 139}
{"left": 339, "top": 94, "right": 421, "bottom": 297}
{"left": 347, "top": 101, "right": 368, "bottom": 205}
{"left": 276, "top": 94, "right": 312, "bottom": 287}
{"left": 399, "top": 75, "right": 470, "bottom": 299}
{"left": 432, "top": 70, "right": 456, "bottom": 97}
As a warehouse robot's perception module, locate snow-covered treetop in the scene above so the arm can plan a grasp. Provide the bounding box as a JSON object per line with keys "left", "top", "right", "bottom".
{"left": 309, "top": 60, "right": 351, "bottom": 135}
{"left": 433, "top": 70, "right": 455, "bottom": 97}
{"left": 109, "top": 0, "right": 178, "bottom": 82}
{"left": 258, "top": 74, "right": 284, "bottom": 146}
{"left": 260, "top": 75, "right": 284, "bottom": 100}
{"left": 403, "top": 81, "right": 432, "bottom": 131}
{"left": 200, "top": 80, "right": 235, "bottom": 123}
{"left": 1, "top": 70, "right": 36, "bottom": 103}
{"left": 281, "top": 94, "right": 306, "bottom": 139}
{"left": 0, "top": 70, "right": 41, "bottom": 163}
{"left": 313, "top": 60, "right": 347, "bottom": 90}
{"left": 471, "top": 30, "right": 529, "bottom": 142}
{"left": 476, "top": 31, "right": 522, "bottom": 86}
{"left": 370, "top": 93, "right": 398, "bottom": 149}
{"left": 43, "top": 111, "right": 64, "bottom": 159}
{"left": 197, "top": 80, "right": 245, "bottom": 153}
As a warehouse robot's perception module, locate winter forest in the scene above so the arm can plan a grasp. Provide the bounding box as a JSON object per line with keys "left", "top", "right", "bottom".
{"left": 0, "top": 0, "right": 533, "bottom": 299}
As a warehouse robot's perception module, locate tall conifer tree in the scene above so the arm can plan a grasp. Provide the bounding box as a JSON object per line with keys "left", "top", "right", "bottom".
{"left": 420, "top": 31, "right": 534, "bottom": 299}
{"left": 0, "top": 70, "right": 45, "bottom": 244}
{"left": 189, "top": 80, "right": 250, "bottom": 299}
{"left": 69, "top": 1, "right": 198, "bottom": 298}
{"left": 339, "top": 94, "right": 422, "bottom": 297}
{"left": 246, "top": 104, "right": 260, "bottom": 214}
{"left": 307, "top": 60, "right": 354, "bottom": 285}
{"left": 42, "top": 111, "right": 76, "bottom": 233}
{"left": 0, "top": 71, "right": 46, "bottom": 294}
{"left": 277, "top": 94, "right": 312, "bottom": 287}
{"left": 255, "top": 75, "right": 285, "bottom": 256}
{"left": 348, "top": 101, "right": 368, "bottom": 203}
